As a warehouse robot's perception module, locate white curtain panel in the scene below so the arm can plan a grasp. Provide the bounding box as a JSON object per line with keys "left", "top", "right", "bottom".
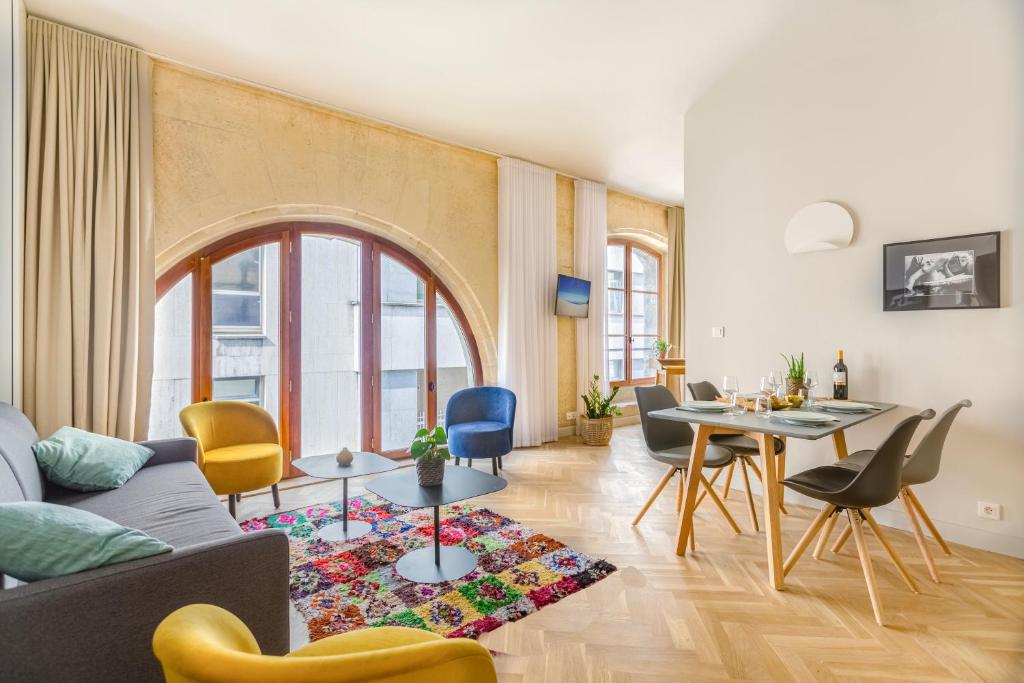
{"left": 573, "top": 179, "right": 608, "bottom": 430}
{"left": 497, "top": 158, "right": 558, "bottom": 447}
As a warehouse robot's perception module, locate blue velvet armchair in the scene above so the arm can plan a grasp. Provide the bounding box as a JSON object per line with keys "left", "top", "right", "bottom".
{"left": 444, "top": 387, "right": 517, "bottom": 476}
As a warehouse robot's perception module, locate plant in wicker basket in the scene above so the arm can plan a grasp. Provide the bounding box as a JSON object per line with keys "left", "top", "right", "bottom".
{"left": 780, "top": 352, "right": 807, "bottom": 397}
{"left": 579, "top": 375, "right": 621, "bottom": 446}
{"left": 410, "top": 425, "right": 449, "bottom": 486}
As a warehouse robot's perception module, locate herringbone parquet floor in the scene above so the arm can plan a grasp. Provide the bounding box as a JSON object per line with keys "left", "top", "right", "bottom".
{"left": 240, "top": 426, "right": 1024, "bottom": 682}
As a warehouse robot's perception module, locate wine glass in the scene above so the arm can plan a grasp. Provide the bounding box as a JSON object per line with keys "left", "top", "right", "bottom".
{"left": 775, "top": 370, "right": 787, "bottom": 399}
{"left": 759, "top": 375, "right": 777, "bottom": 416}
{"left": 804, "top": 371, "right": 819, "bottom": 406}
{"left": 722, "top": 375, "right": 740, "bottom": 414}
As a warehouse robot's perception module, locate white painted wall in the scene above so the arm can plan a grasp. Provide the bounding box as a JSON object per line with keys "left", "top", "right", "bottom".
{"left": 0, "top": 0, "right": 24, "bottom": 408}
{"left": 684, "top": 0, "right": 1023, "bottom": 557}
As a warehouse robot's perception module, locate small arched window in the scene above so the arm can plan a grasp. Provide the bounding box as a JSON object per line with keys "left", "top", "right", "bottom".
{"left": 150, "top": 222, "right": 482, "bottom": 471}
{"left": 606, "top": 239, "right": 662, "bottom": 386}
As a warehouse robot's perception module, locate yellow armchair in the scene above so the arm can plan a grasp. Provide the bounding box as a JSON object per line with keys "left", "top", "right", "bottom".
{"left": 179, "top": 401, "right": 283, "bottom": 517}
{"left": 152, "top": 604, "right": 498, "bottom": 683}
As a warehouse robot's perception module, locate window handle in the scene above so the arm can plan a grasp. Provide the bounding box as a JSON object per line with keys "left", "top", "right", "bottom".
{"left": 428, "top": 381, "right": 436, "bottom": 392}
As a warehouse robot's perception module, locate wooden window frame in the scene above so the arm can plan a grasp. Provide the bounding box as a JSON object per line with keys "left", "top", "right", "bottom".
{"left": 155, "top": 222, "right": 484, "bottom": 476}
{"left": 607, "top": 238, "right": 663, "bottom": 388}
{"left": 212, "top": 375, "right": 264, "bottom": 405}
{"left": 210, "top": 247, "right": 266, "bottom": 336}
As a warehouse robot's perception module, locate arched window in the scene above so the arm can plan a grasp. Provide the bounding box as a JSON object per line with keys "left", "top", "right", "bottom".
{"left": 149, "top": 223, "right": 482, "bottom": 471}
{"left": 606, "top": 239, "right": 662, "bottom": 386}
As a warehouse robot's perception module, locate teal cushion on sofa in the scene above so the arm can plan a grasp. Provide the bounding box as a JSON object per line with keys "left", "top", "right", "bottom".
{"left": 0, "top": 501, "right": 172, "bottom": 582}
{"left": 32, "top": 426, "right": 154, "bottom": 492}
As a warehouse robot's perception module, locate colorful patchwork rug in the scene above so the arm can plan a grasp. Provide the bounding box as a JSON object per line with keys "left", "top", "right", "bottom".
{"left": 241, "top": 493, "right": 616, "bottom": 642}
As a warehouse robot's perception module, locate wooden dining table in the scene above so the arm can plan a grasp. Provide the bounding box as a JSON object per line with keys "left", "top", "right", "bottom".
{"left": 647, "top": 401, "right": 896, "bottom": 590}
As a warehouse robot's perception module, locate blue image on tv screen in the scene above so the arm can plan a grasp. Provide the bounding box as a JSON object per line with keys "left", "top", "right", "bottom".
{"left": 555, "top": 274, "right": 591, "bottom": 318}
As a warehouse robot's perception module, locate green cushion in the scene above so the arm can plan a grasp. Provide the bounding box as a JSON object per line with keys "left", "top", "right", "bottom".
{"left": 32, "top": 426, "right": 154, "bottom": 492}
{"left": 0, "top": 502, "right": 172, "bottom": 582}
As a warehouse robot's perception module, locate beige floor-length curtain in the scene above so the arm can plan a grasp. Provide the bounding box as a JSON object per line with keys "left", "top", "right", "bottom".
{"left": 23, "top": 18, "right": 154, "bottom": 440}
{"left": 664, "top": 206, "right": 685, "bottom": 398}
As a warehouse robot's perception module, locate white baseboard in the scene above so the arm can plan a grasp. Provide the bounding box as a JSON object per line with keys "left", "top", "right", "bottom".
{"left": 855, "top": 503, "right": 1024, "bottom": 559}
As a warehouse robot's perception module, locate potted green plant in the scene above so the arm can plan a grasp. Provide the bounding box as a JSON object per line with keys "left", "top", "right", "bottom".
{"left": 579, "top": 374, "right": 622, "bottom": 446}
{"left": 779, "top": 352, "right": 806, "bottom": 397}
{"left": 652, "top": 339, "right": 672, "bottom": 359}
{"left": 410, "top": 425, "right": 449, "bottom": 486}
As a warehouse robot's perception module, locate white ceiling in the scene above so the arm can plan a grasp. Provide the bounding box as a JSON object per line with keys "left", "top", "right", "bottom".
{"left": 26, "top": 0, "right": 797, "bottom": 204}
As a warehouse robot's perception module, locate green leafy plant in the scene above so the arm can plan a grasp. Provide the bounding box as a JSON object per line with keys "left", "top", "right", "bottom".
{"left": 410, "top": 425, "right": 450, "bottom": 462}
{"left": 581, "top": 374, "right": 622, "bottom": 419}
{"left": 779, "top": 352, "right": 806, "bottom": 380}
{"left": 652, "top": 339, "right": 672, "bottom": 357}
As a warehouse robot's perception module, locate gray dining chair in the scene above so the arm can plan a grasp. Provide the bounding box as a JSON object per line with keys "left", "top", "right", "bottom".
{"left": 827, "top": 400, "right": 971, "bottom": 582}
{"left": 781, "top": 409, "right": 935, "bottom": 626}
{"left": 633, "top": 386, "right": 741, "bottom": 548}
{"left": 687, "top": 380, "right": 786, "bottom": 531}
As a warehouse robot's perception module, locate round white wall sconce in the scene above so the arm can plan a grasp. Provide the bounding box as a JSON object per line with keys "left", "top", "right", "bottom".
{"left": 784, "top": 202, "right": 854, "bottom": 254}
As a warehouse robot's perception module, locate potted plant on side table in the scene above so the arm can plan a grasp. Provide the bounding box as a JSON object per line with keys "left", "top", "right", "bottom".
{"left": 580, "top": 374, "right": 621, "bottom": 446}
{"left": 410, "top": 425, "right": 449, "bottom": 486}
{"left": 653, "top": 339, "right": 672, "bottom": 359}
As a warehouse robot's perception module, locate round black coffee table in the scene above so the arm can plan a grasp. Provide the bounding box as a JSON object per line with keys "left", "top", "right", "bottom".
{"left": 293, "top": 451, "right": 399, "bottom": 542}
{"left": 366, "top": 465, "right": 507, "bottom": 583}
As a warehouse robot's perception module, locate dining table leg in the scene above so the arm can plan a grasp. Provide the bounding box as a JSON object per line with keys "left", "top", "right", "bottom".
{"left": 756, "top": 432, "right": 785, "bottom": 590}
{"left": 832, "top": 430, "right": 849, "bottom": 459}
{"left": 675, "top": 423, "right": 711, "bottom": 556}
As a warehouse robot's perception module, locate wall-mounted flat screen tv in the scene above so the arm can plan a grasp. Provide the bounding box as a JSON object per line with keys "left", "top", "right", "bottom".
{"left": 555, "top": 274, "right": 590, "bottom": 318}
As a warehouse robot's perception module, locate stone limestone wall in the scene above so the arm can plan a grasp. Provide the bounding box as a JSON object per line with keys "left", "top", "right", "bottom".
{"left": 151, "top": 60, "right": 671, "bottom": 434}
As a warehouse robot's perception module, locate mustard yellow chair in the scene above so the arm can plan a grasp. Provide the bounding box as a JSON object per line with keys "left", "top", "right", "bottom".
{"left": 179, "top": 401, "right": 283, "bottom": 518}
{"left": 152, "top": 604, "right": 498, "bottom": 683}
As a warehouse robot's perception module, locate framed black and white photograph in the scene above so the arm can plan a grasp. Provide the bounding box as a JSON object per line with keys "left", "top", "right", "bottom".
{"left": 883, "top": 231, "right": 1000, "bottom": 311}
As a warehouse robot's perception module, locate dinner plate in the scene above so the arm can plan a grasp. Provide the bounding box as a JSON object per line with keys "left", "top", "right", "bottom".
{"left": 777, "top": 417, "right": 837, "bottom": 428}
{"left": 676, "top": 401, "right": 730, "bottom": 412}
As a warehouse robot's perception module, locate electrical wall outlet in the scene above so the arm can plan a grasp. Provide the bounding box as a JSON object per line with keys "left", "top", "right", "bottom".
{"left": 566, "top": 411, "right": 578, "bottom": 422}
{"left": 711, "top": 326, "right": 725, "bottom": 338}
{"left": 977, "top": 501, "right": 1001, "bottom": 520}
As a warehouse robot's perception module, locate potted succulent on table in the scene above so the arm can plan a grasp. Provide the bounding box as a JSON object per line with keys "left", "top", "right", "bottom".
{"left": 580, "top": 374, "right": 621, "bottom": 446}
{"left": 653, "top": 339, "right": 673, "bottom": 359}
{"left": 410, "top": 425, "right": 449, "bottom": 486}
{"left": 780, "top": 352, "right": 807, "bottom": 397}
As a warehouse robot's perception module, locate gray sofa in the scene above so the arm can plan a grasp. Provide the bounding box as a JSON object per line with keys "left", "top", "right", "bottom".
{"left": 0, "top": 402, "right": 290, "bottom": 682}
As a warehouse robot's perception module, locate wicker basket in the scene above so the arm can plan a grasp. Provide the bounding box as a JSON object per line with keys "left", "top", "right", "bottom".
{"left": 580, "top": 416, "right": 614, "bottom": 446}
{"left": 416, "top": 458, "right": 445, "bottom": 486}
{"left": 785, "top": 377, "right": 805, "bottom": 396}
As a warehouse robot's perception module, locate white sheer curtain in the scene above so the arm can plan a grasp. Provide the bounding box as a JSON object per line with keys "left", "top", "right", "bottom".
{"left": 574, "top": 179, "right": 607, "bottom": 430}
{"left": 497, "top": 158, "right": 557, "bottom": 447}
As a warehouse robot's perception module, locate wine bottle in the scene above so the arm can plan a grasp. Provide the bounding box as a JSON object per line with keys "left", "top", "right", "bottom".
{"left": 832, "top": 350, "right": 848, "bottom": 400}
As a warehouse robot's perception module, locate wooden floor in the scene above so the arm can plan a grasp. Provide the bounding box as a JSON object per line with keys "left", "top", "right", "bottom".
{"left": 237, "top": 425, "right": 1024, "bottom": 682}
